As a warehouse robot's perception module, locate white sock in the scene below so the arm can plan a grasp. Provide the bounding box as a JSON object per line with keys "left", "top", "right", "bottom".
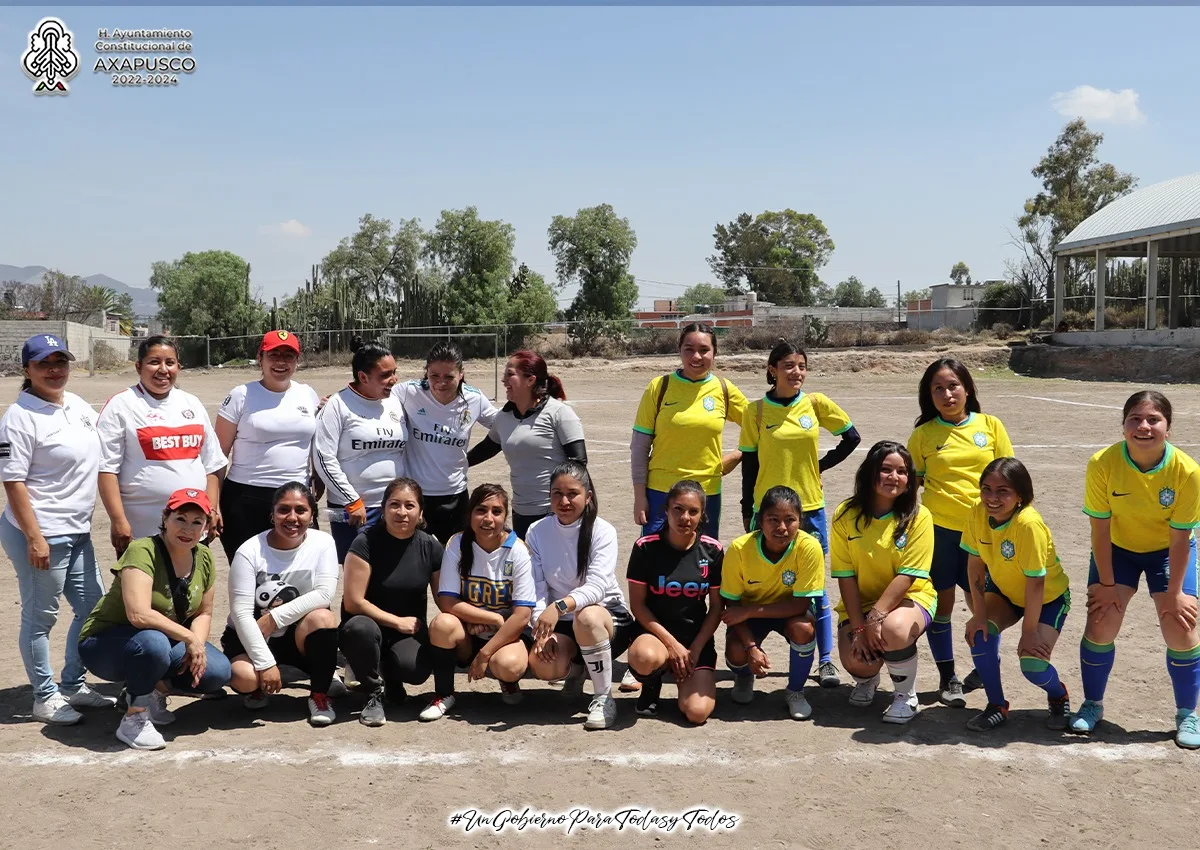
{"left": 886, "top": 655, "right": 919, "bottom": 699}
{"left": 579, "top": 640, "right": 613, "bottom": 697}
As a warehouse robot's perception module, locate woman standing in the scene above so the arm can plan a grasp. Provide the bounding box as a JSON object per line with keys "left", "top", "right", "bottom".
{"left": 215, "top": 330, "right": 320, "bottom": 561}
{"left": 78, "top": 489, "right": 232, "bottom": 750}
{"left": 907, "top": 358, "right": 1012, "bottom": 707}
{"left": 631, "top": 322, "right": 747, "bottom": 539}
{"left": 393, "top": 342, "right": 499, "bottom": 543}
{"left": 466, "top": 351, "right": 585, "bottom": 539}
{"left": 312, "top": 339, "right": 407, "bottom": 563}
{"left": 96, "top": 335, "right": 227, "bottom": 556}
{"left": 738, "top": 340, "right": 861, "bottom": 689}
{"left": 0, "top": 334, "right": 114, "bottom": 725}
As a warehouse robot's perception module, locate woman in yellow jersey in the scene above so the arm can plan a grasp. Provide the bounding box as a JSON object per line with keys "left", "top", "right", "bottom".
{"left": 1070, "top": 391, "right": 1200, "bottom": 749}
{"left": 907, "top": 357, "right": 1012, "bottom": 708}
{"left": 961, "top": 458, "right": 1071, "bottom": 732}
{"left": 831, "top": 441, "right": 936, "bottom": 725}
{"left": 721, "top": 486, "right": 826, "bottom": 720}
{"left": 738, "top": 340, "right": 861, "bottom": 690}
{"left": 630, "top": 322, "right": 747, "bottom": 539}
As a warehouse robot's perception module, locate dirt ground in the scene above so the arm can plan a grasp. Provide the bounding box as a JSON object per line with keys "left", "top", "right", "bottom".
{"left": 2, "top": 346, "right": 1198, "bottom": 849}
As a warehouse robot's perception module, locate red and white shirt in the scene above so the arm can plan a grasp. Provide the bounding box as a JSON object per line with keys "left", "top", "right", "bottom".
{"left": 97, "top": 383, "right": 227, "bottom": 539}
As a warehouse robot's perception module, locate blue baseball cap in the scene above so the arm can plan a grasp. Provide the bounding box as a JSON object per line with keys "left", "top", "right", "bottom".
{"left": 21, "top": 334, "right": 74, "bottom": 366}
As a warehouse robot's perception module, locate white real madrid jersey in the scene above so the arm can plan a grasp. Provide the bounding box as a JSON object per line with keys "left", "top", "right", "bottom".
{"left": 312, "top": 386, "right": 408, "bottom": 509}
{"left": 393, "top": 380, "right": 498, "bottom": 497}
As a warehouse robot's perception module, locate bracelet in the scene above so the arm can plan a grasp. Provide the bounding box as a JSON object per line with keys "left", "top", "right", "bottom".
{"left": 850, "top": 625, "right": 866, "bottom": 637}
{"left": 1100, "top": 581, "right": 1116, "bottom": 588}
{"left": 744, "top": 641, "right": 758, "bottom": 652}
{"left": 865, "top": 609, "right": 886, "bottom": 624}
{"left": 345, "top": 498, "right": 365, "bottom": 514}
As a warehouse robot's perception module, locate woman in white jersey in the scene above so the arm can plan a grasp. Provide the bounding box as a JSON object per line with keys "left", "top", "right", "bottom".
{"left": 97, "top": 336, "right": 227, "bottom": 557}
{"left": 393, "top": 342, "right": 498, "bottom": 544}
{"left": 0, "top": 334, "right": 115, "bottom": 725}
{"left": 215, "top": 330, "right": 320, "bottom": 561}
{"left": 313, "top": 338, "right": 407, "bottom": 563}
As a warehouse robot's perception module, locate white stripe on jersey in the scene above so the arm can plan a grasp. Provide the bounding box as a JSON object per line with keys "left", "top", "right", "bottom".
{"left": 312, "top": 386, "right": 408, "bottom": 508}
{"left": 394, "top": 380, "right": 498, "bottom": 497}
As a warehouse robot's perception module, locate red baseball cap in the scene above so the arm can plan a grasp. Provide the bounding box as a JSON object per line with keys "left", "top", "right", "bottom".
{"left": 260, "top": 330, "right": 301, "bottom": 354}
{"left": 165, "top": 488, "right": 212, "bottom": 514}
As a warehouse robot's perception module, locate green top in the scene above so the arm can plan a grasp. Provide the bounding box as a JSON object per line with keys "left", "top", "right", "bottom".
{"left": 79, "top": 536, "right": 216, "bottom": 640}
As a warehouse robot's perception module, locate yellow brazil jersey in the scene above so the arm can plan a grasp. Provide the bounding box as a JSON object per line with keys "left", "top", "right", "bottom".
{"left": 738, "top": 391, "right": 853, "bottom": 513}
{"left": 907, "top": 412, "right": 1013, "bottom": 532}
{"left": 1082, "top": 441, "right": 1200, "bottom": 553}
{"left": 830, "top": 501, "right": 937, "bottom": 619}
{"left": 633, "top": 371, "right": 748, "bottom": 496}
{"left": 960, "top": 501, "right": 1069, "bottom": 605}
{"left": 719, "top": 530, "right": 825, "bottom": 606}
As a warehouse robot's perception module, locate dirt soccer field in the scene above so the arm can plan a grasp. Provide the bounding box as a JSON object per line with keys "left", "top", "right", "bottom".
{"left": 2, "top": 346, "right": 1197, "bottom": 849}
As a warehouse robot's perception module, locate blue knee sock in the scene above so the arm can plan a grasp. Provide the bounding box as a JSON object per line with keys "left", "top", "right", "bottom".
{"left": 969, "top": 626, "right": 1005, "bottom": 705}
{"left": 1079, "top": 637, "right": 1115, "bottom": 703}
{"left": 1020, "top": 656, "right": 1066, "bottom": 700}
{"left": 927, "top": 614, "right": 955, "bottom": 669}
{"left": 814, "top": 593, "right": 833, "bottom": 665}
{"left": 788, "top": 640, "right": 816, "bottom": 692}
{"left": 1166, "top": 645, "right": 1200, "bottom": 711}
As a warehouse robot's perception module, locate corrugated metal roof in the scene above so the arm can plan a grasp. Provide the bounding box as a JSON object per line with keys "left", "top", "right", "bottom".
{"left": 1056, "top": 172, "right": 1200, "bottom": 253}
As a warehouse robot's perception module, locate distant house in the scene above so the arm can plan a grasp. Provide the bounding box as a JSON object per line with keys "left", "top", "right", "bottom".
{"left": 906, "top": 280, "right": 1004, "bottom": 330}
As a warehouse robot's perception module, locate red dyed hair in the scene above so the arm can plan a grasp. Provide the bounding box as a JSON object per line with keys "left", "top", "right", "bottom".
{"left": 508, "top": 350, "right": 566, "bottom": 401}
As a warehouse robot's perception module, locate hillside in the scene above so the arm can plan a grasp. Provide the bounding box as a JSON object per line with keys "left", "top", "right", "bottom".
{"left": 0, "top": 264, "right": 158, "bottom": 316}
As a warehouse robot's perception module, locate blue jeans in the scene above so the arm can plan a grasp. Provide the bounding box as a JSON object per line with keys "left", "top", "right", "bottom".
{"left": 330, "top": 506, "right": 382, "bottom": 563}
{"left": 79, "top": 625, "right": 231, "bottom": 698}
{"left": 643, "top": 489, "right": 721, "bottom": 539}
{"left": 0, "top": 521, "right": 104, "bottom": 701}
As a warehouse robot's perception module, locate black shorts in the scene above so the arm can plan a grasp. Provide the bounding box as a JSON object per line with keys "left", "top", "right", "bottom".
{"left": 423, "top": 491, "right": 469, "bottom": 545}
{"left": 462, "top": 633, "right": 533, "bottom": 665}
{"left": 640, "top": 626, "right": 717, "bottom": 672}
{"left": 221, "top": 623, "right": 312, "bottom": 673}
{"left": 547, "top": 609, "right": 640, "bottom": 660}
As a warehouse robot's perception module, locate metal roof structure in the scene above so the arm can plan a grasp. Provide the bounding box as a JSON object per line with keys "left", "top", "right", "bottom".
{"left": 1056, "top": 172, "right": 1200, "bottom": 257}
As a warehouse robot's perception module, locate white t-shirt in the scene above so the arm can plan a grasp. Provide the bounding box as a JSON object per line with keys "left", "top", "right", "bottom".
{"left": 96, "top": 383, "right": 227, "bottom": 539}
{"left": 526, "top": 515, "right": 627, "bottom": 623}
{"left": 218, "top": 380, "right": 320, "bottom": 488}
{"left": 312, "top": 386, "right": 408, "bottom": 510}
{"left": 0, "top": 390, "right": 101, "bottom": 536}
{"left": 437, "top": 530, "right": 535, "bottom": 638}
{"left": 227, "top": 529, "right": 340, "bottom": 671}
{"left": 393, "top": 380, "right": 498, "bottom": 497}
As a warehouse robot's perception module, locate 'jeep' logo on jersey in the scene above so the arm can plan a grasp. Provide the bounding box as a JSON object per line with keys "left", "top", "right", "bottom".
{"left": 1160, "top": 487, "right": 1176, "bottom": 508}
{"left": 1000, "top": 540, "right": 1016, "bottom": 560}
{"left": 799, "top": 415, "right": 814, "bottom": 430}
{"left": 650, "top": 576, "right": 709, "bottom": 598}
{"left": 973, "top": 432, "right": 988, "bottom": 448}
{"left": 703, "top": 396, "right": 716, "bottom": 412}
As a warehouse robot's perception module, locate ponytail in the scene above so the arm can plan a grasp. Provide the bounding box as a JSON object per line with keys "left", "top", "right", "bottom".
{"left": 551, "top": 461, "right": 597, "bottom": 581}
{"left": 459, "top": 483, "right": 510, "bottom": 579}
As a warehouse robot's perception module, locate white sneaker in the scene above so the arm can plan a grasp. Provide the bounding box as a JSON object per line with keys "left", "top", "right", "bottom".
{"left": 33, "top": 692, "right": 82, "bottom": 726}
{"left": 849, "top": 675, "right": 880, "bottom": 707}
{"left": 243, "top": 690, "right": 269, "bottom": 711}
{"left": 882, "top": 692, "right": 919, "bottom": 725}
{"left": 785, "top": 688, "right": 813, "bottom": 720}
{"left": 561, "top": 662, "right": 586, "bottom": 697}
{"left": 618, "top": 668, "right": 641, "bottom": 692}
{"left": 583, "top": 694, "right": 617, "bottom": 730}
{"left": 327, "top": 675, "right": 350, "bottom": 698}
{"left": 419, "top": 695, "right": 456, "bottom": 722}
{"left": 116, "top": 711, "right": 166, "bottom": 750}
{"left": 148, "top": 691, "right": 176, "bottom": 726}
{"left": 307, "top": 693, "right": 336, "bottom": 727}
{"left": 63, "top": 683, "right": 117, "bottom": 709}
{"left": 731, "top": 676, "right": 755, "bottom": 705}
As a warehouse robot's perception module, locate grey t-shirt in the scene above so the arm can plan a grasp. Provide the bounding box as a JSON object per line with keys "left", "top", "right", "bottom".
{"left": 488, "top": 397, "right": 585, "bottom": 515}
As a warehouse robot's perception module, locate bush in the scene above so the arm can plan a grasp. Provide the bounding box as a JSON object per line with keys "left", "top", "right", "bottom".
{"left": 887, "top": 329, "right": 932, "bottom": 346}
{"left": 91, "top": 340, "right": 129, "bottom": 371}
{"left": 991, "top": 322, "right": 1014, "bottom": 339}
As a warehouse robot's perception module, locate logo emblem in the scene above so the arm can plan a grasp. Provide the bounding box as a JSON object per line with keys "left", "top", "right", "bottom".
{"left": 502, "top": 559, "right": 514, "bottom": 577}
{"left": 21, "top": 18, "right": 80, "bottom": 95}
{"left": 185, "top": 489, "right": 199, "bottom": 498}
{"left": 703, "top": 396, "right": 716, "bottom": 412}
{"left": 698, "top": 558, "right": 710, "bottom": 579}
{"left": 781, "top": 570, "right": 796, "bottom": 587}
{"left": 799, "top": 415, "right": 814, "bottom": 430}
{"left": 389, "top": 411, "right": 402, "bottom": 423}
{"left": 1000, "top": 540, "right": 1016, "bottom": 560}
{"left": 895, "top": 532, "right": 908, "bottom": 550}
{"left": 182, "top": 409, "right": 195, "bottom": 420}
{"left": 1160, "top": 487, "right": 1176, "bottom": 508}
{"left": 460, "top": 408, "right": 472, "bottom": 428}
{"left": 296, "top": 405, "right": 309, "bottom": 416}
{"left": 973, "top": 432, "right": 988, "bottom": 448}
{"left": 221, "top": 394, "right": 232, "bottom": 407}
{"left": 277, "top": 331, "right": 289, "bottom": 340}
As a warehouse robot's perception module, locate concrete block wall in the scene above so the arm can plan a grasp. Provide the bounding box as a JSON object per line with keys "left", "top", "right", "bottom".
{"left": 0, "top": 320, "right": 132, "bottom": 367}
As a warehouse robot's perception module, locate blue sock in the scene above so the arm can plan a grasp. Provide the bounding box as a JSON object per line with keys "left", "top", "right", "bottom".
{"left": 814, "top": 593, "right": 834, "bottom": 665}
{"left": 1020, "top": 656, "right": 1066, "bottom": 700}
{"left": 1080, "top": 638, "right": 1115, "bottom": 703}
{"left": 1166, "top": 645, "right": 1200, "bottom": 711}
{"left": 969, "top": 625, "right": 1005, "bottom": 705}
{"left": 788, "top": 640, "right": 816, "bottom": 692}
{"left": 927, "top": 615, "right": 955, "bottom": 671}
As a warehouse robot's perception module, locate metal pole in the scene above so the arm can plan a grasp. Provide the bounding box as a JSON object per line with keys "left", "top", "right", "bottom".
{"left": 494, "top": 333, "right": 499, "bottom": 400}
{"left": 89, "top": 336, "right": 96, "bottom": 377}
{"left": 206, "top": 337, "right": 211, "bottom": 369}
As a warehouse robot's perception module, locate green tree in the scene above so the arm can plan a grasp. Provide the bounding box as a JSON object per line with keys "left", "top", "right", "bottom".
{"left": 677, "top": 282, "right": 727, "bottom": 313}
{"left": 903, "top": 287, "right": 932, "bottom": 303}
{"left": 549, "top": 203, "right": 639, "bottom": 321}
{"left": 505, "top": 263, "right": 558, "bottom": 347}
{"left": 978, "top": 280, "right": 1030, "bottom": 330}
{"left": 320, "top": 213, "right": 426, "bottom": 329}
{"left": 150, "top": 250, "right": 267, "bottom": 346}
{"left": 427, "top": 207, "right": 516, "bottom": 328}
{"left": 949, "top": 262, "right": 972, "bottom": 286}
{"left": 831, "top": 275, "right": 886, "bottom": 308}
{"left": 707, "top": 210, "right": 834, "bottom": 306}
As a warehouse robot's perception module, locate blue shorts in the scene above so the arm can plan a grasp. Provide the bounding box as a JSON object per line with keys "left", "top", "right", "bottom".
{"left": 746, "top": 616, "right": 803, "bottom": 645}
{"left": 982, "top": 576, "right": 1071, "bottom": 632}
{"left": 748, "top": 507, "right": 829, "bottom": 556}
{"left": 644, "top": 488, "right": 720, "bottom": 540}
{"left": 330, "top": 506, "right": 383, "bottom": 563}
{"left": 1087, "top": 537, "right": 1198, "bottom": 596}
{"left": 931, "top": 525, "right": 969, "bottom": 593}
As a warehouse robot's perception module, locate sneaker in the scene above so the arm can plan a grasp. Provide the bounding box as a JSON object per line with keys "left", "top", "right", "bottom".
{"left": 307, "top": 692, "right": 336, "bottom": 727}
{"left": 384, "top": 683, "right": 407, "bottom": 705}
{"left": 731, "top": 676, "right": 755, "bottom": 705}
{"left": 1068, "top": 699, "right": 1104, "bottom": 734}
{"left": 243, "top": 690, "right": 269, "bottom": 711}
{"left": 818, "top": 661, "right": 841, "bottom": 689}
{"left": 499, "top": 680, "right": 523, "bottom": 706}
{"left": 148, "top": 691, "right": 176, "bottom": 726}
{"left": 785, "top": 688, "right": 813, "bottom": 720}
{"left": 419, "top": 694, "right": 456, "bottom": 722}
{"left": 1046, "top": 690, "right": 1071, "bottom": 731}
{"left": 619, "top": 668, "right": 641, "bottom": 692}
{"left": 939, "top": 676, "right": 966, "bottom": 708}
{"left": 635, "top": 678, "right": 661, "bottom": 717}
{"left": 327, "top": 676, "right": 350, "bottom": 699}
{"left": 882, "top": 693, "right": 919, "bottom": 725}
{"left": 359, "top": 687, "right": 386, "bottom": 727}
{"left": 967, "top": 701, "right": 1010, "bottom": 732}
{"left": 849, "top": 675, "right": 880, "bottom": 707}
{"left": 115, "top": 711, "right": 166, "bottom": 750}
{"left": 583, "top": 694, "right": 618, "bottom": 730}
{"left": 342, "top": 662, "right": 358, "bottom": 688}
{"left": 64, "top": 683, "right": 117, "bottom": 709}
{"left": 32, "top": 693, "right": 82, "bottom": 726}
{"left": 561, "top": 662, "right": 586, "bottom": 698}
{"left": 962, "top": 669, "right": 985, "bottom": 693}
{"left": 1176, "top": 709, "right": 1200, "bottom": 750}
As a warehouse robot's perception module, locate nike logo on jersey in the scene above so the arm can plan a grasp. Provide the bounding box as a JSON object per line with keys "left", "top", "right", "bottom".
{"left": 746, "top": 580, "right": 761, "bottom": 585}
{"left": 765, "top": 424, "right": 780, "bottom": 430}
{"left": 663, "top": 401, "right": 679, "bottom": 406}
{"left": 1111, "top": 491, "right": 1131, "bottom": 497}
{"left": 848, "top": 536, "right": 862, "bottom": 541}
{"left": 935, "top": 444, "right": 947, "bottom": 451}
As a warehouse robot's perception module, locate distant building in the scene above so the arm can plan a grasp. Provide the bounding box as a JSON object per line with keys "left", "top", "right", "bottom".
{"left": 906, "top": 280, "right": 1004, "bottom": 330}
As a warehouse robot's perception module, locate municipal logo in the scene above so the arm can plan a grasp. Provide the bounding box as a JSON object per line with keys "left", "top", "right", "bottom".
{"left": 21, "top": 18, "right": 81, "bottom": 95}
{"left": 1000, "top": 539, "right": 1016, "bottom": 560}
{"left": 1160, "top": 487, "right": 1176, "bottom": 508}
{"left": 703, "top": 396, "right": 716, "bottom": 412}
{"left": 895, "top": 532, "right": 908, "bottom": 550}
{"left": 799, "top": 415, "right": 814, "bottom": 430}
{"left": 973, "top": 432, "right": 988, "bottom": 448}
{"left": 781, "top": 569, "right": 796, "bottom": 587}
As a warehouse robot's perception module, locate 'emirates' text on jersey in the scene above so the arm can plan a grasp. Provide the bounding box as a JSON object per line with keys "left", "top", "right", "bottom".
{"left": 393, "top": 380, "right": 498, "bottom": 497}
{"left": 312, "top": 386, "right": 408, "bottom": 509}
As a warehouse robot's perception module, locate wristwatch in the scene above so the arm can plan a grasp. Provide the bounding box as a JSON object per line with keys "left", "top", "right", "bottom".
{"left": 554, "top": 599, "right": 570, "bottom": 615}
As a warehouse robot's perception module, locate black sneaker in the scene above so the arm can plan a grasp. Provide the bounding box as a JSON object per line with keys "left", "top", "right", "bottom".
{"left": 1046, "top": 689, "right": 1071, "bottom": 731}
{"left": 966, "top": 701, "right": 1009, "bottom": 732}
{"left": 360, "top": 687, "right": 386, "bottom": 727}
{"left": 962, "top": 669, "right": 985, "bottom": 693}
{"left": 635, "top": 678, "right": 661, "bottom": 717}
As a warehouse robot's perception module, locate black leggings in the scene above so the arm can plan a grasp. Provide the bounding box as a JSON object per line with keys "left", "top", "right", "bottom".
{"left": 219, "top": 480, "right": 277, "bottom": 562}
{"left": 423, "top": 491, "right": 469, "bottom": 545}
{"left": 339, "top": 614, "right": 432, "bottom": 692}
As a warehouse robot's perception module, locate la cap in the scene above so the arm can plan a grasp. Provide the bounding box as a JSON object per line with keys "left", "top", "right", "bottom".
{"left": 21, "top": 334, "right": 74, "bottom": 367}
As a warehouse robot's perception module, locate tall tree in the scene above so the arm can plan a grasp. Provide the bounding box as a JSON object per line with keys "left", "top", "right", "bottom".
{"left": 548, "top": 203, "right": 639, "bottom": 321}
{"left": 677, "top": 282, "right": 727, "bottom": 313}
{"left": 832, "top": 275, "right": 887, "bottom": 308}
{"left": 949, "top": 262, "right": 972, "bottom": 286}
{"left": 505, "top": 263, "right": 558, "bottom": 347}
{"left": 707, "top": 210, "right": 834, "bottom": 306}
{"left": 150, "top": 250, "right": 266, "bottom": 342}
{"left": 427, "top": 207, "right": 516, "bottom": 327}
{"left": 321, "top": 213, "right": 425, "bottom": 329}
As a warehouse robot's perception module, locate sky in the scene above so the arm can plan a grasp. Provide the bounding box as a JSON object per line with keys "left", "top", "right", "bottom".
{"left": 1, "top": 6, "right": 1197, "bottom": 315}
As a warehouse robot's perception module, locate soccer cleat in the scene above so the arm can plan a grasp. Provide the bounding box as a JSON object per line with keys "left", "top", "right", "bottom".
{"left": 1175, "top": 709, "right": 1200, "bottom": 750}
{"left": 359, "top": 687, "right": 386, "bottom": 727}
{"left": 785, "top": 689, "right": 813, "bottom": 720}
{"left": 561, "top": 662, "right": 586, "bottom": 698}
{"left": 939, "top": 676, "right": 966, "bottom": 708}
{"left": 148, "top": 691, "right": 176, "bottom": 726}
{"left": 419, "top": 695, "right": 456, "bottom": 722}
{"left": 966, "top": 701, "right": 1009, "bottom": 732}
{"left": 499, "top": 680, "right": 523, "bottom": 705}
{"left": 818, "top": 661, "right": 842, "bottom": 689}
{"left": 731, "top": 676, "right": 755, "bottom": 705}
{"left": 243, "top": 690, "right": 269, "bottom": 711}
{"left": 1046, "top": 690, "right": 1071, "bottom": 731}
{"left": 849, "top": 675, "right": 880, "bottom": 707}
{"left": 307, "top": 692, "right": 336, "bottom": 727}
{"left": 116, "top": 711, "right": 166, "bottom": 750}
{"left": 63, "top": 683, "right": 117, "bottom": 709}
{"left": 882, "top": 693, "right": 919, "bottom": 725}
{"left": 1068, "top": 699, "right": 1104, "bottom": 734}
{"left": 962, "top": 669, "right": 985, "bottom": 693}
{"left": 32, "top": 693, "right": 82, "bottom": 726}
{"left": 635, "top": 678, "right": 661, "bottom": 717}
{"left": 619, "top": 668, "right": 642, "bottom": 692}
{"left": 583, "top": 694, "right": 618, "bottom": 730}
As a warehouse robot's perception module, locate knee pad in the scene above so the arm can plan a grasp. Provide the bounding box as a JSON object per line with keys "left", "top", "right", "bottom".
{"left": 883, "top": 644, "right": 917, "bottom": 663}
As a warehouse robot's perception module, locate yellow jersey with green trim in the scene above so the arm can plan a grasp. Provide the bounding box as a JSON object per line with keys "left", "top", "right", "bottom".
{"left": 907, "top": 412, "right": 1013, "bottom": 532}
{"left": 633, "top": 371, "right": 748, "bottom": 496}
{"left": 719, "top": 530, "right": 825, "bottom": 606}
{"left": 1082, "top": 441, "right": 1200, "bottom": 553}
{"left": 738, "top": 391, "right": 852, "bottom": 513}
{"left": 960, "top": 502, "right": 1068, "bottom": 605}
{"left": 830, "top": 501, "right": 936, "bottom": 618}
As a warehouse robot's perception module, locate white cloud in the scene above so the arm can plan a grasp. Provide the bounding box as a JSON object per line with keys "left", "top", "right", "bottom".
{"left": 258, "top": 219, "right": 312, "bottom": 238}
{"left": 1050, "top": 85, "right": 1145, "bottom": 124}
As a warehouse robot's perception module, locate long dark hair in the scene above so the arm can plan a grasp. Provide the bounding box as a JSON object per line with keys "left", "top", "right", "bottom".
{"left": 551, "top": 461, "right": 598, "bottom": 582}
{"left": 980, "top": 457, "right": 1035, "bottom": 508}
{"left": 271, "top": 481, "right": 318, "bottom": 528}
{"left": 508, "top": 350, "right": 565, "bottom": 401}
{"left": 835, "top": 440, "right": 919, "bottom": 543}
{"left": 766, "top": 339, "right": 806, "bottom": 388}
{"left": 138, "top": 335, "right": 177, "bottom": 363}
{"left": 382, "top": 477, "right": 426, "bottom": 530}
{"left": 425, "top": 341, "right": 465, "bottom": 396}
{"left": 459, "top": 483, "right": 510, "bottom": 579}
{"left": 915, "top": 357, "right": 980, "bottom": 427}
{"left": 665, "top": 479, "right": 708, "bottom": 538}
{"left": 1123, "top": 389, "right": 1173, "bottom": 427}
{"left": 350, "top": 336, "right": 391, "bottom": 385}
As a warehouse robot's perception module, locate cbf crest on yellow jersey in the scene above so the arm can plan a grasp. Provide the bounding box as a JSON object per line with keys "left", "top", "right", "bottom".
{"left": 1083, "top": 441, "right": 1200, "bottom": 553}
{"left": 720, "top": 530, "right": 825, "bottom": 606}
{"left": 961, "top": 502, "right": 1069, "bottom": 604}
{"left": 830, "top": 502, "right": 937, "bottom": 618}
{"left": 738, "top": 392, "right": 853, "bottom": 512}
{"left": 907, "top": 412, "right": 1013, "bottom": 532}
{"left": 633, "top": 371, "right": 748, "bottom": 495}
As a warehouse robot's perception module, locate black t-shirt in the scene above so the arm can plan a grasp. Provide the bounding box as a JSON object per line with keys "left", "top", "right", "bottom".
{"left": 626, "top": 533, "right": 723, "bottom": 638}
{"left": 343, "top": 526, "right": 444, "bottom": 623}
